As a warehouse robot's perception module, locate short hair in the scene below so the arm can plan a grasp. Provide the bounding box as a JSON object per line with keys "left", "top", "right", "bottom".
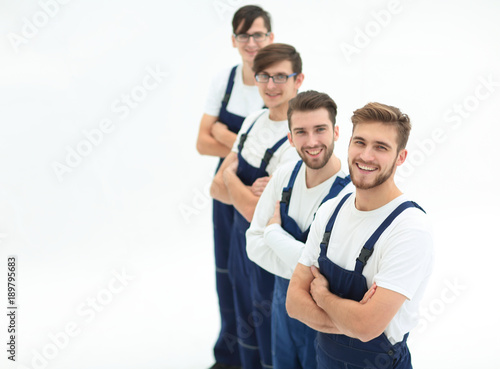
{"left": 252, "top": 43, "right": 302, "bottom": 76}
{"left": 287, "top": 90, "right": 337, "bottom": 130}
{"left": 232, "top": 5, "right": 272, "bottom": 34}
{"left": 351, "top": 102, "right": 411, "bottom": 151}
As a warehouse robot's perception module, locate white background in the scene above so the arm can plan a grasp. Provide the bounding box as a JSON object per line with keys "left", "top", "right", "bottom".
{"left": 0, "top": 0, "right": 499, "bottom": 368}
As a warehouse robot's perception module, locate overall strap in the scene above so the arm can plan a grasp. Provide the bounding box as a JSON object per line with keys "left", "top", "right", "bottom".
{"left": 237, "top": 110, "right": 267, "bottom": 152}
{"left": 259, "top": 135, "right": 289, "bottom": 172}
{"left": 280, "top": 160, "right": 303, "bottom": 209}
{"left": 354, "top": 201, "right": 426, "bottom": 273}
{"left": 320, "top": 175, "right": 351, "bottom": 206}
{"left": 320, "top": 193, "right": 353, "bottom": 251}
{"left": 221, "top": 65, "right": 237, "bottom": 108}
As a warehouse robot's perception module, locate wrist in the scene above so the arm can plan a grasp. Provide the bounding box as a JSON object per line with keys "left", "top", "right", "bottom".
{"left": 222, "top": 168, "right": 236, "bottom": 185}
{"left": 316, "top": 287, "right": 332, "bottom": 309}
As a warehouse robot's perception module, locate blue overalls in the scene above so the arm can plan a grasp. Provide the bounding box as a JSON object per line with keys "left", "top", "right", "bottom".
{"left": 228, "top": 111, "right": 288, "bottom": 369}
{"left": 316, "top": 193, "right": 425, "bottom": 369}
{"left": 213, "top": 65, "right": 246, "bottom": 367}
{"left": 272, "top": 160, "right": 351, "bottom": 369}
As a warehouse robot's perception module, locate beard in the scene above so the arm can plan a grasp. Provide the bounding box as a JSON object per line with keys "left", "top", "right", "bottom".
{"left": 299, "top": 143, "right": 334, "bottom": 170}
{"left": 348, "top": 156, "right": 397, "bottom": 190}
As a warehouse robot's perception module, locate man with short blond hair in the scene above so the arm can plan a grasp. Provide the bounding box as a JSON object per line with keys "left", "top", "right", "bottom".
{"left": 287, "top": 102, "right": 434, "bottom": 369}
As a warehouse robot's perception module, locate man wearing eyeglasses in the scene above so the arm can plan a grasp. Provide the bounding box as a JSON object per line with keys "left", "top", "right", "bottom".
{"left": 211, "top": 43, "right": 303, "bottom": 369}
{"left": 196, "top": 6, "right": 274, "bottom": 369}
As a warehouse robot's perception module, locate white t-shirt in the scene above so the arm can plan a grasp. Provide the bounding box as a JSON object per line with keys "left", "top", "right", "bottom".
{"left": 246, "top": 161, "right": 354, "bottom": 279}
{"left": 232, "top": 109, "right": 300, "bottom": 175}
{"left": 204, "top": 64, "right": 264, "bottom": 118}
{"left": 299, "top": 193, "right": 434, "bottom": 344}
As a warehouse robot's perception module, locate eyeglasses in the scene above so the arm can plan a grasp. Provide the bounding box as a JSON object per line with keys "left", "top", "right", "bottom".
{"left": 255, "top": 73, "right": 297, "bottom": 84}
{"left": 234, "top": 32, "right": 270, "bottom": 43}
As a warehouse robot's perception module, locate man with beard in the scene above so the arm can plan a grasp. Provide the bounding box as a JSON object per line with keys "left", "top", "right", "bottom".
{"left": 286, "top": 102, "right": 434, "bottom": 369}
{"left": 246, "top": 90, "right": 354, "bottom": 369}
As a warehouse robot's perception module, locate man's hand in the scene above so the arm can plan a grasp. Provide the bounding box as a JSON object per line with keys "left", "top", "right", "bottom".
{"left": 360, "top": 283, "right": 377, "bottom": 304}
{"left": 211, "top": 121, "right": 229, "bottom": 143}
{"left": 310, "top": 266, "right": 378, "bottom": 306}
{"left": 267, "top": 200, "right": 282, "bottom": 226}
{"left": 310, "top": 265, "right": 330, "bottom": 305}
{"left": 222, "top": 157, "right": 238, "bottom": 184}
{"left": 250, "top": 176, "right": 271, "bottom": 196}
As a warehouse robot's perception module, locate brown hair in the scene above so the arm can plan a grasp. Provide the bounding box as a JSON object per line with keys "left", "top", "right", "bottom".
{"left": 252, "top": 43, "right": 302, "bottom": 76}
{"left": 287, "top": 90, "right": 337, "bottom": 130}
{"left": 351, "top": 102, "right": 411, "bottom": 151}
{"left": 232, "top": 5, "right": 272, "bottom": 34}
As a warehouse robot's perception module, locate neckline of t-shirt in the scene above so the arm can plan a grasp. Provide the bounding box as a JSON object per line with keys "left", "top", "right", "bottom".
{"left": 348, "top": 193, "right": 408, "bottom": 218}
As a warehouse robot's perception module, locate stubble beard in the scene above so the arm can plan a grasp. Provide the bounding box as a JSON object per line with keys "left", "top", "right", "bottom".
{"left": 349, "top": 156, "right": 397, "bottom": 190}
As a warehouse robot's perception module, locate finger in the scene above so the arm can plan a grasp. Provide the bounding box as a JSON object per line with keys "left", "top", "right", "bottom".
{"left": 360, "top": 284, "right": 376, "bottom": 304}
{"left": 311, "top": 265, "right": 320, "bottom": 277}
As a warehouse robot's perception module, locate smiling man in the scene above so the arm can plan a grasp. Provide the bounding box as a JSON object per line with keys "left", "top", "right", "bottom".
{"left": 286, "top": 102, "right": 434, "bottom": 369}
{"left": 210, "top": 43, "right": 303, "bottom": 369}
{"left": 246, "top": 91, "right": 354, "bottom": 369}
{"left": 195, "top": 6, "right": 274, "bottom": 369}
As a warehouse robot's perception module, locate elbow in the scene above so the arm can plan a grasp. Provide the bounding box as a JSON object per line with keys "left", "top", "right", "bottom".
{"left": 242, "top": 207, "right": 254, "bottom": 223}
{"left": 209, "top": 181, "right": 218, "bottom": 200}
{"left": 351, "top": 322, "right": 385, "bottom": 343}
{"left": 196, "top": 139, "right": 207, "bottom": 155}
{"left": 245, "top": 237, "right": 256, "bottom": 263}
{"left": 285, "top": 292, "right": 299, "bottom": 320}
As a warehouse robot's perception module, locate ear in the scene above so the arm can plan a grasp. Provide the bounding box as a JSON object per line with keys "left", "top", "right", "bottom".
{"left": 232, "top": 34, "right": 237, "bottom": 48}
{"left": 294, "top": 73, "right": 304, "bottom": 90}
{"left": 396, "top": 149, "right": 408, "bottom": 166}
{"left": 268, "top": 32, "right": 275, "bottom": 44}
{"left": 287, "top": 132, "right": 295, "bottom": 147}
{"left": 333, "top": 125, "right": 339, "bottom": 142}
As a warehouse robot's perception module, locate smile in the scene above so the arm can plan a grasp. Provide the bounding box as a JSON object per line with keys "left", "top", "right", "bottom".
{"left": 357, "top": 163, "right": 377, "bottom": 171}
{"left": 306, "top": 148, "right": 322, "bottom": 157}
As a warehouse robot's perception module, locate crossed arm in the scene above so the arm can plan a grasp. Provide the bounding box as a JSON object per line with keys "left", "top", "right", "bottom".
{"left": 287, "top": 263, "right": 404, "bottom": 342}
{"left": 210, "top": 152, "right": 270, "bottom": 222}
{"left": 196, "top": 114, "right": 237, "bottom": 157}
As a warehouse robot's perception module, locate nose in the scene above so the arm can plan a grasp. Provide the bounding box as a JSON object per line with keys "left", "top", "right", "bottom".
{"left": 247, "top": 35, "right": 257, "bottom": 47}
{"left": 306, "top": 133, "right": 318, "bottom": 147}
{"left": 359, "top": 146, "right": 375, "bottom": 162}
{"left": 266, "top": 78, "right": 277, "bottom": 88}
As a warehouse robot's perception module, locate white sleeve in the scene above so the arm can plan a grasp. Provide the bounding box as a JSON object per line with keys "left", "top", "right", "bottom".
{"left": 204, "top": 67, "right": 231, "bottom": 117}
{"left": 246, "top": 166, "right": 301, "bottom": 279}
{"left": 373, "top": 212, "right": 434, "bottom": 300}
{"left": 263, "top": 224, "right": 308, "bottom": 279}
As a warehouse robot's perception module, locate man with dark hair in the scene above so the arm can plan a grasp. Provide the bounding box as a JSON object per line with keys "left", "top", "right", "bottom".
{"left": 210, "top": 43, "right": 304, "bottom": 369}
{"left": 196, "top": 5, "right": 273, "bottom": 369}
{"left": 246, "top": 90, "right": 355, "bottom": 369}
{"left": 287, "top": 102, "right": 434, "bottom": 369}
